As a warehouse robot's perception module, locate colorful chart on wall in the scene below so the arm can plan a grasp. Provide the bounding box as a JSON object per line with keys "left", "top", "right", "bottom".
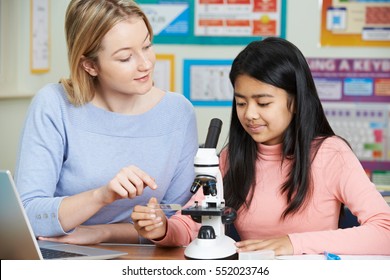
{"left": 307, "top": 57, "right": 390, "bottom": 102}
{"left": 307, "top": 57, "right": 390, "bottom": 182}
{"left": 321, "top": 0, "right": 390, "bottom": 47}
{"left": 322, "top": 101, "right": 390, "bottom": 187}
{"left": 137, "top": 0, "right": 287, "bottom": 45}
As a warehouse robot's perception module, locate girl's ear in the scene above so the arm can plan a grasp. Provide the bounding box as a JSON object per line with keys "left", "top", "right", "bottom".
{"left": 81, "top": 56, "right": 98, "bottom": 77}
{"left": 288, "top": 97, "right": 296, "bottom": 114}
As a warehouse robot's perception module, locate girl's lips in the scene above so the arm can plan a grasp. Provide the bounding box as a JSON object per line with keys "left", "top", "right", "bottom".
{"left": 247, "top": 124, "right": 266, "bottom": 133}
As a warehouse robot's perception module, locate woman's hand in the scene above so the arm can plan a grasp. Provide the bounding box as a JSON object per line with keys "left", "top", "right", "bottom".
{"left": 131, "top": 197, "right": 167, "bottom": 240}
{"left": 38, "top": 223, "right": 139, "bottom": 245}
{"left": 235, "top": 235, "right": 294, "bottom": 256}
{"left": 97, "top": 165, "right": 158, "bottom": 205}
{"left": 57, "top": 166, "right": 157, "bottom": 234}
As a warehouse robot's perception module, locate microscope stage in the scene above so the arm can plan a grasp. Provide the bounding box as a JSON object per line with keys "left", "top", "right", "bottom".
{"left": 182, "top": 206, "right": 227, "bottom": 216}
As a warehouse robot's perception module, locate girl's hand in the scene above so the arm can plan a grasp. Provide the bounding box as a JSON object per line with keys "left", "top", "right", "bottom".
{"left": 97, "top": 165, "right": 158, "bottom": 205}
{"left": 235, "top": 235, "right": 293, "bottom": 256}
{"left": 131, "top": 197, "right": 167, "bottom": 240}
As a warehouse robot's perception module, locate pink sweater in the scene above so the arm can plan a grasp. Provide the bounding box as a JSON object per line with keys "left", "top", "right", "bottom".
{"left": 155, "top": 137, "right": 390, "bottom": 255}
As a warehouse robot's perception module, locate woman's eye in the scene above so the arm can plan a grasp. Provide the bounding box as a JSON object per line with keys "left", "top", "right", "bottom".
{"left": 119, "top": 57, "right": 131, "bottom": 62}
{"left": 144, "top": 43, "right": 153, "bottom": 50}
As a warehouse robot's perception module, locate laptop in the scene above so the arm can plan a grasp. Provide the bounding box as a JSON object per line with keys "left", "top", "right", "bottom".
{"left": 0, "top": 170, "right": 127, "bottom": 260}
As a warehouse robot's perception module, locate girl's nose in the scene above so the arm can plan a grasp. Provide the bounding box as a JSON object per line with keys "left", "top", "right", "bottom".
{"left": 245, "top": 104, "right": 260, "bottom": 120}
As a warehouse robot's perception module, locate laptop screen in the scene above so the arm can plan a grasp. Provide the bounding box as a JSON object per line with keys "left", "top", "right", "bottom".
{"left": 0, "top": 170, "right": 42, "bottom": 259}
{"left": 0, "top": 170, "right": 127, "bottom": 260}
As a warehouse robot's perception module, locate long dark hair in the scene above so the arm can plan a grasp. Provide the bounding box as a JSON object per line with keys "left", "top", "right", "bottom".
{"left": 224, "top": 37, "right": 336, "bottom": 218}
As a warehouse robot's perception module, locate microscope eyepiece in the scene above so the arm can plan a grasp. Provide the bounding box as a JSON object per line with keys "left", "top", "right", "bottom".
{"left": 204, "top": 118, "right": 222, "bottom": 149}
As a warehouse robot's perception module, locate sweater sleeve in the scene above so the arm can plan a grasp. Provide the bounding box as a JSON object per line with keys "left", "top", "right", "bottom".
{"left": 14, "top": 85, "right": 68, "bottom": 237}
{"left": 289, "top": 138, "right": 390, "bottom": 255}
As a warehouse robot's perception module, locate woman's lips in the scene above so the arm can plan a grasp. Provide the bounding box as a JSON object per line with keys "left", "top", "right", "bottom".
{"left": 135, "top": 73, "right": 150, "bottom": 82}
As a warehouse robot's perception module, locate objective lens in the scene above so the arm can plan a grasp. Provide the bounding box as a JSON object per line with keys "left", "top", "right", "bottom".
{"left": 190, "top": 179, "right": 202, "bottom": 193}
{"left": 203, "top": 180, "right": 217, "bottom": 196}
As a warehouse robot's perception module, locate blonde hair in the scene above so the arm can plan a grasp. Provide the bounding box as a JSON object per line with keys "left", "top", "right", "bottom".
{"left": 60, "top": 0, "right": 153, "bottom": 106}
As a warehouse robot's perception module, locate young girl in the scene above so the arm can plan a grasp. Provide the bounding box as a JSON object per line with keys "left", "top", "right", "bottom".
{"left": 14, "top": 0, "right": 198, "bottom": 245}
{"left": 132, "top": 37, "right": 390, "bottom": 256}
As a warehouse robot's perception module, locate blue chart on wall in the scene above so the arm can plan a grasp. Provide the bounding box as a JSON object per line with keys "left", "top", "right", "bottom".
{"left": 183, "top": 59, "right": 233, "bottom": 107}
{"left": 137, "top": 0, "right": 287, "bottom": 45}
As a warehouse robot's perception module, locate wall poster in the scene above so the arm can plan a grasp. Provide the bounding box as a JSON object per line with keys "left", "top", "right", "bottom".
{"left": 321, "top": 0, "right": 390, "bottom": 47}
{"left": 307, "top": 57, "right": 390, "bottom": 189}
{"left": 30, "top": 0, "right": 50, "bottom": 73}
{"left": 183, "top": 59, "right": 233, "bottom": 106}
{"left": 154, "top": 54, "right": 175, "bottom": 92}
{"left": 138, "top": 0, "right": 287, "bottom": 45}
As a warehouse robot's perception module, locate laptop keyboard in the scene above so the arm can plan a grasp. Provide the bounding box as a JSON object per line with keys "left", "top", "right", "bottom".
{"left": 40, "top": 247, "right": 86, "bottom": 259}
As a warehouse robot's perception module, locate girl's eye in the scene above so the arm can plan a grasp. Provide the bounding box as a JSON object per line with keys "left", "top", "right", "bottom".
{"left": 258, "top": 103, "right": 270, "bottom": 107}
{"left": 236, "top": 102, "right": 246, "bottom": 107}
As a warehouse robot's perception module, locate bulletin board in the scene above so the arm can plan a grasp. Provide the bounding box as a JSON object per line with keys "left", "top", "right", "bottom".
{"left": 138, "top": 0, "right": 287, "bottom": 45}
{"left": 321, "top": 0, "right": 390, "bottom": 47}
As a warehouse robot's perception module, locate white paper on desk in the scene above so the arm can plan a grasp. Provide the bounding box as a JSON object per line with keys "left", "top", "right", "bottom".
{"left": 276, "top": 255, "right": 390, "bottom": 260}
{"left": 276, "top": 255, "right": 325, "bottom": 260}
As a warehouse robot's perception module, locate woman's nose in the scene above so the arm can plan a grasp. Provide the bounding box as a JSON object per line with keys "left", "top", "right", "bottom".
{"left": 137, "top": 54, "right": 153, "bottom": 71}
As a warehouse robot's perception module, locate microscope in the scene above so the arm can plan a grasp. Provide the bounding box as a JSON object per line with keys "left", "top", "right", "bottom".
{"left": 182, "top": 118, "right": 237, "bottom": 260}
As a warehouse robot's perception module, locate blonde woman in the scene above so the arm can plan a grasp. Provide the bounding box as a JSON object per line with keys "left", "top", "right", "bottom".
{"left": 15, "top": 0, "right": 198, "bottom": 245}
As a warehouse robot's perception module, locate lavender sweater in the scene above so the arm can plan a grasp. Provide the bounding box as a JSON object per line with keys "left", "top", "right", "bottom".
{"left": 15, "top": 83, "right": 198, "bottom": 237}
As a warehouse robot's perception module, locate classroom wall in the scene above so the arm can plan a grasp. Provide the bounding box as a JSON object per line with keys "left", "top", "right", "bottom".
{"left": 0, "top": 0, "right": 389, "bottom": 173}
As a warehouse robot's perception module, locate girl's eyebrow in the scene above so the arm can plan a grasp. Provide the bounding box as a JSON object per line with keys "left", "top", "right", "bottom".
{"left": 234, "top": 92, "right": 274, "bottom": 98}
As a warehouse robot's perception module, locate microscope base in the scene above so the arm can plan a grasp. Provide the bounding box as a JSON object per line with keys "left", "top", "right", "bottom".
{"left": 184, "top": 235, "right": 237, "bottom": 260}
